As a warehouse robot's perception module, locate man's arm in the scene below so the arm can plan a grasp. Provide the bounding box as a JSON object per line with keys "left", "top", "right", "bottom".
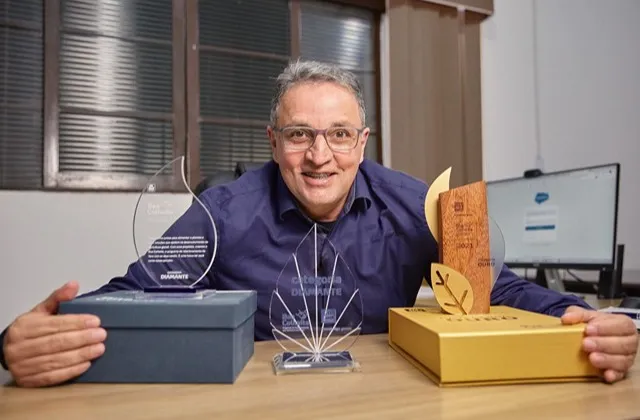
{"left": 414, "top": 181, "right": 590, "bottom": 317}
{"left": 77, "top": 259, "right": 167, "bottom": 297}
{"left": 490, "top": 265, "right": 593, "bottom": 316}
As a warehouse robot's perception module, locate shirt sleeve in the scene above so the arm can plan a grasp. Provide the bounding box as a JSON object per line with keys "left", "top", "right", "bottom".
{"left": 417, "top": 181, "right": 593, "bottom": 317}
{"left": 490, "top": 265, "right": 593, "bottom": 317}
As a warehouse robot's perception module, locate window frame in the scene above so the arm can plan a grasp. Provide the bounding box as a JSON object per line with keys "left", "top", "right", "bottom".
{"left": 4, "top": 0, "right": 383, "bottom": 192}
{"left": 41, "top": 0, "right": 187, "bottom": 193}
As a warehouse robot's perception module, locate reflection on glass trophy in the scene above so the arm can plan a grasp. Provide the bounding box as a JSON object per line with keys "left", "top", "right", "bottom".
{"left": 269, "top": 224, "right": 363, "bottom": 374}
{"left": 424, "top": 167, "right": 505, "bottom": 314}
{"left": 132, "top": 155, "right": 217, "bottom": 299}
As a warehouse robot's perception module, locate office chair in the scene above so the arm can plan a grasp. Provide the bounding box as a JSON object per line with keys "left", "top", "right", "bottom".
{"left": 192, "top": 161, "right": 266, "bottom": 199}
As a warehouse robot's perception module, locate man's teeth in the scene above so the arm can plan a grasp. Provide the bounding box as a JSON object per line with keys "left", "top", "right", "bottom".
{"left": 305, "top": 173, "right": 330, "bottom": 179}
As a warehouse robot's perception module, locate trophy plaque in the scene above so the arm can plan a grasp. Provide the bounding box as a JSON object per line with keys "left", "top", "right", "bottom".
{"left": 269, "top": 224, "right": 363, "bottom": 374}
{"left": 388, "top": 167, "right": 600, "bottom": 387}
{"left": 425, "top": 167, "right": 505, "bottom": 314}
{"left": 132, "top": 155, "right": 217, "bottom": 298}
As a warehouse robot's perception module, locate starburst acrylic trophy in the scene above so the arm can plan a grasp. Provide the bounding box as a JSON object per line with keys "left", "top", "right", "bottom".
{"left": 269, "top": 224, "right": 363, "bottom": 374}
{"left": 132, "top": 155, "right": 217, "bottom": 298}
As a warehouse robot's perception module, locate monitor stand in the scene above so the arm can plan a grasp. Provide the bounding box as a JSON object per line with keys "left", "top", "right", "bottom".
{"left": 598, "top": 244, "right": 625, "bottom": 299}
{"left": 534, "top": 269, "right": 566, "bottom": 293}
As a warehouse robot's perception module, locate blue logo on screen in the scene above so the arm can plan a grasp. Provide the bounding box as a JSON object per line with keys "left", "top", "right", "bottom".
{"left": 534, "top": 192, "right": 549, "bottom": 204}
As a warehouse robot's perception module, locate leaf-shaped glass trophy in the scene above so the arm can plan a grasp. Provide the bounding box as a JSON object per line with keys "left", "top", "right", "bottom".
{"left": 269, "top": 224, "right": 363, "bottom": 374}
{"left": 425, "top": 167, "right": 506, "bottom": 314}
{"left": 132, "top": 155, "right": 217, "bottom": 299}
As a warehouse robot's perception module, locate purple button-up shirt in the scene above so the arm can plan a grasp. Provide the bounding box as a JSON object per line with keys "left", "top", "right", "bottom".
{"left": 86, "top": 159, "right": 591, "bottom": 339}
{"left": 0, "top": 159, "right": 595, "bottom": 370}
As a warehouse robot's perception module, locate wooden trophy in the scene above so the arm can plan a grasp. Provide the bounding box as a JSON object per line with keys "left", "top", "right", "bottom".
{"left": 387, "top": 169, "right": 600, "bottom": 386}
{"left": 424, "top": 167, "right": 496, "bottom": 315}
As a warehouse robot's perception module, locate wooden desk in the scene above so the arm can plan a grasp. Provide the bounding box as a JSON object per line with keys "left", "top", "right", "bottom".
{"left": 1, "top": 333, "right": 638, "bottom": 420}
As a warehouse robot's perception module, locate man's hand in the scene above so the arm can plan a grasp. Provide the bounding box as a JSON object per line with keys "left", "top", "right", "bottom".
{"left": 3, "top": 281, "right": 106, "bottom": 388}
{"left": 561, "top": 305, "right": 638, "bottom": 383}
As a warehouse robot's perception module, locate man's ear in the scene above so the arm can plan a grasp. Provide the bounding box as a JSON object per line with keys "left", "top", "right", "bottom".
{"left": 359, "top": 127, "right": 370, "bottom": 163}
{"left": 267, "top": 126, "right": 279, "bottom": 164}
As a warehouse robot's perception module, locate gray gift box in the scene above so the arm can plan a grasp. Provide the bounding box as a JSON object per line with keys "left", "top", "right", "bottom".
{"left": 58, "top": 289, "right": 257, "bottom": 384}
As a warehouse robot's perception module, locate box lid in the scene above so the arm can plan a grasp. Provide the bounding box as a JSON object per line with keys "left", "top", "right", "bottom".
{"left": 59, "top": 290, "right": 257, "bottom": 329}
{"left": 390, "top": 306, "right": 587, "bottom": 336}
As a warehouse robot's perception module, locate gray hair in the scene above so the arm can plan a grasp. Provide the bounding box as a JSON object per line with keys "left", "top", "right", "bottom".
{"left": 269, "top": 59, "right": 366, "bottom": 127}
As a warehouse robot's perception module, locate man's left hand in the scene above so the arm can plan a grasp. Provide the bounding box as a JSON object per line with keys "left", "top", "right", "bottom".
{"left": 561, "top": 306, "right": 639, "bottom": 383}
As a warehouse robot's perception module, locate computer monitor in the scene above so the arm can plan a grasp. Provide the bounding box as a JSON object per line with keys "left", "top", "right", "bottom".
{"left": 486, "top": 163, "right": 620, "bottom": 270}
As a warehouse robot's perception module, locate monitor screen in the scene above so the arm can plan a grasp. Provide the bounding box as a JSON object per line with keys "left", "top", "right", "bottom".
{"left": 487, "top": 163, "right": 619, "bottom": 269}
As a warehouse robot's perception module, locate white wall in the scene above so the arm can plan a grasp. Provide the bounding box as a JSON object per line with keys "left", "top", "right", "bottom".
{"left": 481, "top": 0, "right": 640, "bottom": 278}
{"left": 0, "top": 192, "right": 191, "bottom": 330}
{"left": 480, "top": 0, "right": 539, "bottom": 181}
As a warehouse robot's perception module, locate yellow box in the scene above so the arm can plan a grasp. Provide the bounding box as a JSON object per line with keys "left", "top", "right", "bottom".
{"left": 388, "top": 306, "right": 602, "bottom": 387}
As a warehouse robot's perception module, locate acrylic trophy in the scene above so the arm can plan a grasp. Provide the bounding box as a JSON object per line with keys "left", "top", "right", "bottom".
{"left": 424, "top": 167, "right": 505, "bottom": 314}
{"left": 269, "top": 224, "right": 363, "bottom": 374}
{"left": 132, "top": 155, "right": 217, "bottom": 298}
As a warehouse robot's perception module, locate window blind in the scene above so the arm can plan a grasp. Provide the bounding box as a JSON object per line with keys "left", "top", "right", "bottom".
{"left": 0, "top": 0, "right": 44, "bottom": 189}
{"left": 58, "top": 0, "right": 174, "bottom": 176}
{"left": 198, "top": 0, "right": 290, "bottom": 178}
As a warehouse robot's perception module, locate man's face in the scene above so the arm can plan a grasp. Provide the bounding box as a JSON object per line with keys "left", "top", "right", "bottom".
{"left": 267, "top": 82, "right": 369, "bottom": 222}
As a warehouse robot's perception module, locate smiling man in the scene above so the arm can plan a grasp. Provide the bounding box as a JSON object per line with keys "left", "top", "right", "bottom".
{"left": 1, "top": 60, "right": 637, "bottom": 387}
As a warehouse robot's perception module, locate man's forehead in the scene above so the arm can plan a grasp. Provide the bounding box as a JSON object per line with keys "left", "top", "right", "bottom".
{"left": 281, "top": 82, "right": 357, "bottom": 105}
{"left": 284, "top": 118, "right": 354, "bottom": 127}
{"left": 278, "top": 82, "right": 360, "bottom": 121}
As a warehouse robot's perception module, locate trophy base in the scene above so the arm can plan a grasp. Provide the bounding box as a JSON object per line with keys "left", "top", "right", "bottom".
{"left": 272, "top": 351, "right": 361, "bottom": 375}
{"left": 388, "top": 306, "right": 602, "bottom": 387}
{"left": 58, "top": 289, "right": 258, "bottom": 384}
{"left": 135, "top": 287, "right": 213, "bottom": 300}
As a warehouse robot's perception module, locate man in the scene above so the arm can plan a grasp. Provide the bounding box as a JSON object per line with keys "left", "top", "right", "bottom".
{"left": 1, "top": 60, "right": 637, "bottom": 388}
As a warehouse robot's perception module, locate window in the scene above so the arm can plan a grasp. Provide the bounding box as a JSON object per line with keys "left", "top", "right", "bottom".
{"left": 0, "top": 0, "right": 44, "bottom": 189}
{"left": 195, "top": 0, "right": 291, "bottom": 180}
{"left": 0, "top": 0, "right": 382, "bottom": 191}
{"left": 52, "top": 0, "right": 181, "bottom": 190}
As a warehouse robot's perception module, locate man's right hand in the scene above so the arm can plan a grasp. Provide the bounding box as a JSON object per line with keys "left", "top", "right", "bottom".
{"left": 2, "top": 281, "right": 106, "bottom": 387}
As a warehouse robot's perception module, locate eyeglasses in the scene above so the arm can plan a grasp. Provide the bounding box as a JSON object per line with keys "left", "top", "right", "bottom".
{"left": 273, "top": 125, "right": 365, "bottom": 153}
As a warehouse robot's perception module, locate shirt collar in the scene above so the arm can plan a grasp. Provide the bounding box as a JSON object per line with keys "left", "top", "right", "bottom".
{"left": 276, "top": 165, "right": 372, "bottom": 221}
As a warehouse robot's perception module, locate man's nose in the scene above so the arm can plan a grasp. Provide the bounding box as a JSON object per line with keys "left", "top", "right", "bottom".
{"left": 306, "top": 133, "right": 332, "bottom": 162}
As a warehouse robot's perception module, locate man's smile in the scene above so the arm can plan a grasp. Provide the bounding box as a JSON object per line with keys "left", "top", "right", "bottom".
{"left": 301, "top": 171, "right": 337, "bottom": 186}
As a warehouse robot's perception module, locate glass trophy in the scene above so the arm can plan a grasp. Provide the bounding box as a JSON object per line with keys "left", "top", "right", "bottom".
{"left": 269, "top": 224, "right": 363, "bottom": 374}
{"left": 489, "top": 216, "right": 506, "bottom": 285}
{"left": 131, "top": 155, "right": 217, "bottom": 299}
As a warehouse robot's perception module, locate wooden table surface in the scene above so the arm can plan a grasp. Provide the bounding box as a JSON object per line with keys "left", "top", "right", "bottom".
{"left": 1, "top": 294, "right": 637, "bottom": 419}
{"left": 1, "top": 333, "right": 638, "bottom": 420}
